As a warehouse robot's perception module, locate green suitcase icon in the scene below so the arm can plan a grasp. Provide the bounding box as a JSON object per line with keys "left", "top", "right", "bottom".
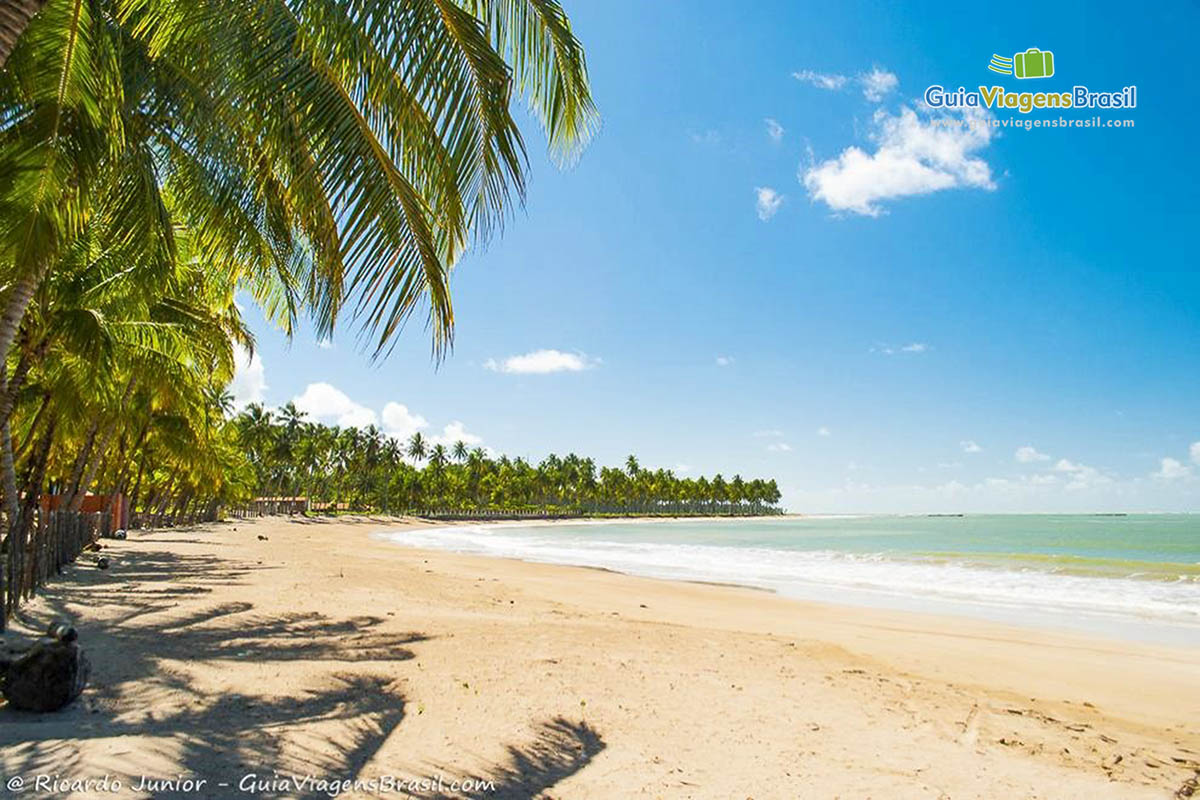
{"left": 1014, "top": 48, "right": 1054, "bottom": 79}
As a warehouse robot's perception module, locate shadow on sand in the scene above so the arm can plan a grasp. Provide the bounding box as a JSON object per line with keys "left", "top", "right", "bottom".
{"left": 0, "top": 531, "right": 606, "bottom": 798}
{"left": 413, "top": 717, "right": 606, "bottom": 799}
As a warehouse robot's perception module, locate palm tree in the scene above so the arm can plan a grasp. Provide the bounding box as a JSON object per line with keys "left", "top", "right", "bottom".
{"left": 0, "top": 0, "right": 46, "bottom": 68}
{"left": 625, "top": 454, "right": 640, "bottom": 478}
{"left": 406, "top": 432, "right": 428, "bottom": 463}
{"left": 223, "top": 408, "right": 787, "bottom": 517}
{"left": 452, "top": 440, "right": 469, "bottom": 463}
{"left": 0, "top": 0, "right": 597, "bottom": 363}
{"left": 0, "top": 0, "right": 598, "bottom": 525}
{"left": 428, "top": 444, "right": 449, "bottom": 472}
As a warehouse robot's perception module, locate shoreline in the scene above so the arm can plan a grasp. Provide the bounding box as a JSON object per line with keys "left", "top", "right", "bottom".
{"left": 371, "top": 514, "right": 1200, "bottom": 648}
{"left": 2, "top": 516, "right": 1197, "bottom": 798}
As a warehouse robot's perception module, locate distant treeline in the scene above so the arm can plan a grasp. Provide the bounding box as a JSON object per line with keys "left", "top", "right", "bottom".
{"left": 236, "top": 404, "right": 783, "bottom": 516}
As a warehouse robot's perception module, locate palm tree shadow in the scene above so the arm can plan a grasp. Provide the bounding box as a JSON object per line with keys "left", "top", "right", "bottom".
{"left": 416, "top": 717, "right": 605, "bottom": 800}
{"left": 165, "top": 674, "right": 408, "bottom": 800}
{"left": 1, "top": 674, "right": 408, "bottom": 800}
{"left": 0, "top": 546, "right": 426, "bottom": 799}
{"left": 1, "top": 543, "right": 606, "bottom": 800}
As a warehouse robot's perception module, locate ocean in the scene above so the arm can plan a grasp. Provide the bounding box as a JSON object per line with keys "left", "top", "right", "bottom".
{"left": 375, "top": 514, "right": 1200, "bottom": 644}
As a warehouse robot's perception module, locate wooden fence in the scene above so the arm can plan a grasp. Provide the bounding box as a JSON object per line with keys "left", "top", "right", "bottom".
{"left": 2, "top": 509, "right": 114, "bottom": 627}
{"left": 126, "top": 508, "right": 218, "bottom": 530}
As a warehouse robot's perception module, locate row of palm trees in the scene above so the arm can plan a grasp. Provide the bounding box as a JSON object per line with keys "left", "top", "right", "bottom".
{"left": 234, "top": 403, "right": 784, "bottom": 516}
{"left": 0, "top": 0, "right": 597, "bottom": 613}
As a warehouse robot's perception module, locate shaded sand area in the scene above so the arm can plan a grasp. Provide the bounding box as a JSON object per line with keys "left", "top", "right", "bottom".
{"left": 0, "top": 516, "right": 1197, "bottom": 799}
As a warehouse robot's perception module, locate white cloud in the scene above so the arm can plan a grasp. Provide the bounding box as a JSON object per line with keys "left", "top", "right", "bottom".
{"left": 802, "top": 106, "right": 996, "bottom": 217}
{"left": 1015, "top": 446, "right": 1050, "bottom": 463}
{"left": 317, "top": 338, "right": 333, "bottom": 350}
{"left": 338, "top": 405, "right": 378, "bottom": 428}
{"left": 755, "top": 186, "right": 784, "bottom": 221}
{"left": 293, "top": 382, "right": 378, "bottom": 428}
{"left": 816, "top": 426, "right": 832, "bottom": 437}
{"left": 674, "top": 463, "right": 692, "bottom": 474}
{"left": 767, "top": 442, "right": 794, "bottom": 452}
{"left": 1191, "top": 441, "right": 1200, "bottom": 464}
{"left": 381, "top": 402, "right": 428, "bottom": 441}
{"left": 860, "top": 68, "right": 899, "bottom": 102}
{"left": 792, "top": 69, "right": 848, "bottom": 91}
{"left": 765, "top": 117, "right": 784, "bottom": 142}
{"left": 792, "top": 67, "right": 896, "bottom": 102}
{"left": 1156, "top": 457, "right": 1192, "bottom": 480}
{"left": 1053, "top": 459, "right": 1111, "bottom": 490}
{"left": 229, "top": 346, "right": 267, "bottom": 408}
{"left": 689, "top": 129, "right": 721, "bottom": 145}
{"left": 485, "top": 349, "right": 598, "bottom": 374}
{"left": 874, "top": 342, "right": 930, "bottom": 355}
{"left": 715, "top": 355, "right": 735, "bottom": 367}
{"left": 431, "top": 420, "right": 484, "bottom": 448}
{"left": 286, "top": 384, "right": 483, "bottom": 452}
{"left": 960, "top": 440, "right": 982, "bottom": 453}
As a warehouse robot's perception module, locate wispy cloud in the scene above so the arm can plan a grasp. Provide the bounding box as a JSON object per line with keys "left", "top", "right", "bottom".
{"left": 767, "top": 442, "right": 794, "bottom": 452}
{"left": 764, "top": 117, "right": 784, "bottom": 142}
{"left": 816, "top": 426, "right": 832, "bottom": 437}
{"left": 1191, "top": 441, "right": 1200, "bottom": 464}
{"left": 485, "top": 349, "right": 598, "bottom": 374}
{"left": 715, "top": 355, "right": 735, "bottom": 367}
{"left": 792, "top": 69, "right": 848, "bottom": 91}
{"left": 960, "top": 440, "right": 982, "bottom": 453}
{"left": 688, "top": 129, "right": 721, "bottom": 145}
{"left": 1015, "top": 445, "right": 1050, "bottom": 463}
{"left": 873, "top": 342, "right": 930, "bottom": 355}
{"left": 802, "top": 106, "right": 996, "bottom": 217}
{"left": 860, "top": 67, "right": 899, "bottom": 102}
{"left": 754, "top": 186, "right": 784, "bottom": 221}
{"left": 792, "top": 67, "right": 898, "bottom": 102}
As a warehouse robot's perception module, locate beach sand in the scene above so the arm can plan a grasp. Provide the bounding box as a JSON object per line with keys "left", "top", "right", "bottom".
{"left": 1, "top": 516, "right": 1197, "bottom": 799}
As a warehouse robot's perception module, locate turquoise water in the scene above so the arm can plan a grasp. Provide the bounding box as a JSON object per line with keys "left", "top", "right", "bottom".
{"left": 377, "top": 514, "right": 1200, "bottom": 643}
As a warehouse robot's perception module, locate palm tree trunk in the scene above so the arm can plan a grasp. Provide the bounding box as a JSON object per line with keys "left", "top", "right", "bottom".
{"left": 0, "top": 419, "right": 17, "bottom": 527}
{"left": 0, "top": 270, "right": 42, "bottom": 552}
{"left": 0, "top": 271, "right": 39, "bottom": 373}
{"left": 0, "top": 327, "right": 42, "bottom": 431}
{"left": 129, "top": 448, "right": 149, "bottom": 512}
{"left": 0, "top": 419, "right": 14, "bottom": 627}
{"left": 58, "top": 419, "right": 99, "bottom": 509}
{"left": 66, "top": 379, "right": 135, "bottom": 512}
{"left": 66, "top": 422, "right": 114, "bottom": 512}
{"left": 114, "top": 419, "right": 150, "bottom": 494}
{"left": 0, "top": 0, "right": 48, "bottom": 68}
{"left": 12, "top": 390, "right": 50, "bottom": 464}
{"left": 14, "top": 418, "right": 54, "bottom": 603}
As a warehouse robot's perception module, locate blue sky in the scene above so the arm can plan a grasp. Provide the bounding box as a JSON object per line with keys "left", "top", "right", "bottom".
{"left": 231, "top": 0, "right": 1200, "bottom": 512}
